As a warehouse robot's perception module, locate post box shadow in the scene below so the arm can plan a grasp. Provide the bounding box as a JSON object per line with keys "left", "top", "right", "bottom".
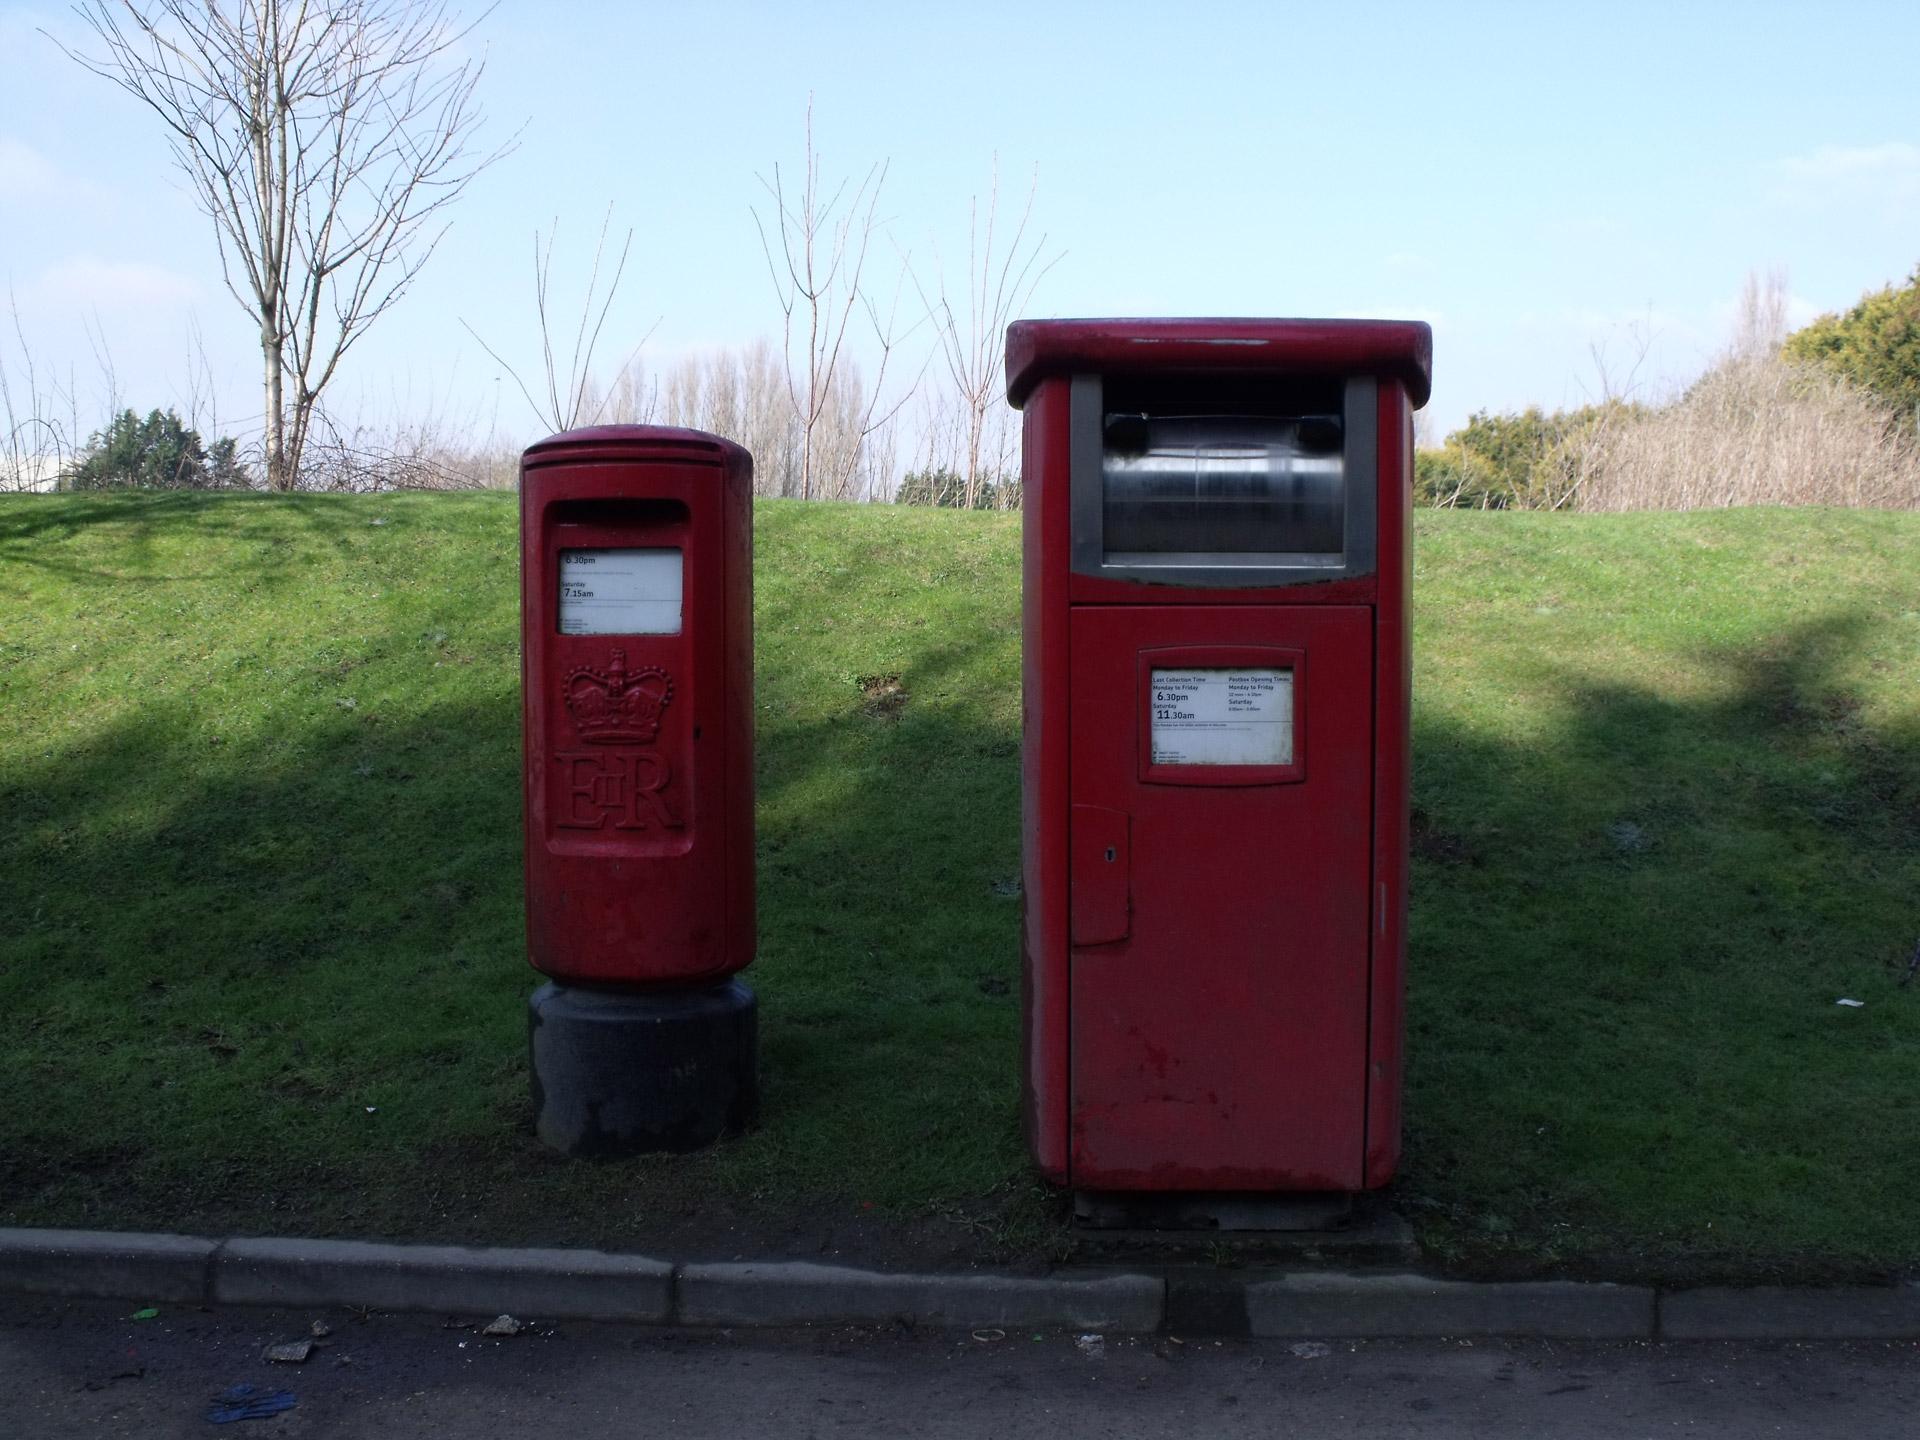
{"left": 1, "top": 653, "right": 531, "bottom": 1218}
{"left": 15, "top": 555, "right": 1910, "bottom": 1252}
{"left": 4, "top": 587, "right": 1027, "bottom": 1223}
{"left": 1399, "top": 609, "right": 1918, "bottom": 1241}
{"left": 0, "top": 489, "right": 442, "bottom": 583}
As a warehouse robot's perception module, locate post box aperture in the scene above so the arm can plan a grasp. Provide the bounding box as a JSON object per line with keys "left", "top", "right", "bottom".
{"left": 1078, "top": 375, "right": 1375, "bottom": 583}
{"left": 1008, "top": 318, "right": 1430, "bottom": 1206}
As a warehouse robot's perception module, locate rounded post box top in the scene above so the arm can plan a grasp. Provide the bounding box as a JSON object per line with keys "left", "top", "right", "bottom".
{"left": 1004, "top": 317, "right": 1432, "bottom": 409}
{"left": 522, "top": 424, "right": 750, "bottom": 469}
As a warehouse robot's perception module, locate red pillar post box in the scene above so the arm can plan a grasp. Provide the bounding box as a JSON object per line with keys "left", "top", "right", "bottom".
{"left": 1006, "top": 319, "right": 1430, "bottom": 1217}
{"left": 519, "top": 425, "right": 756, "bottom": 1155}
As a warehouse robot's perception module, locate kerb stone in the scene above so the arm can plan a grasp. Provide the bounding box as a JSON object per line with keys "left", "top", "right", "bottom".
{"left": 215, "top": 1237, "right": 672, "bottom": 1322}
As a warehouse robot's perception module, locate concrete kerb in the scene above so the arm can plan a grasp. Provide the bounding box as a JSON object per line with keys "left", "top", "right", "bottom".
{"left": 0, "top": 1229, "right": 219, "bottom": 1305}
{"left": 215, "top": 1237, "right": 675, "bottom": 1324}
{"left": 679, "top": 1261, "right": 1164, "bottom": 1331}
{"left": 4, "top": 1229, "right": 1920, "bottom": 1340}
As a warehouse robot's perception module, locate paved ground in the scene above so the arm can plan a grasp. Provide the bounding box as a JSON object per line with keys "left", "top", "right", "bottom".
{"left": 5, "top": 1295, "right": 1916, "bottom": 1437}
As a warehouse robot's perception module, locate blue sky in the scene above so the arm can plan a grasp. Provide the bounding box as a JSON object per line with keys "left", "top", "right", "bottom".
{"left": 3, "top": 0, "right": 1918, "bottom": 450}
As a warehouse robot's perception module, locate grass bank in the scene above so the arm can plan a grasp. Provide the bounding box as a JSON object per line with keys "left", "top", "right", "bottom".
{"left": 2, "top": 495, "right": 1916, "bottom": 1281}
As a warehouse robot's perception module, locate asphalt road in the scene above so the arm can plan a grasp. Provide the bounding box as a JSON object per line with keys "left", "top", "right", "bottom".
{"left": 3, "top": 1295, "right": 1916, "bottom": 1438}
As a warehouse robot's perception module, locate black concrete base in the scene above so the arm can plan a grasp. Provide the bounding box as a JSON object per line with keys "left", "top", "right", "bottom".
{"left": 529, "top": 979, "right": 757, "bottom": 1157}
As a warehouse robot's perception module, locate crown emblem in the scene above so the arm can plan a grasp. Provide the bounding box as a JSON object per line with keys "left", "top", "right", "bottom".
{"left": 564, "top": 649, "right": 673, "bottom": 745}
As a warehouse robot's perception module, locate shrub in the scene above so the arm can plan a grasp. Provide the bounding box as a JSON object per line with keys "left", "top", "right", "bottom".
{"left": 1573, "top": 354, "right": 1920, "bottom": 511}
{"left": 64, "top": 408, "right": 249, "bottom": 490}
{"left": 1783, "top": 267, "right": 1920, "bottom": 423}
{"left": 1419, "top": 403, "right": 1635, "bottom": 509}
{"left": 894, "top": 467, "right": 1021, "bottom": 510}
{"left": 1414, "top": 443, "right": 1505, "bottom": 508}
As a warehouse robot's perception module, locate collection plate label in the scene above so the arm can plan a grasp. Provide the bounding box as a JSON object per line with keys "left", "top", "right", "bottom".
{"left": 558, "top": 548, "right": 682, "bottom": 635}
{"left": 1150, "top": 668, "right": 1294, "bottom": 766}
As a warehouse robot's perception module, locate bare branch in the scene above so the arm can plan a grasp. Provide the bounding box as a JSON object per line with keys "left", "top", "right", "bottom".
{"left": 751, "top": 96, "right": 916, "bottom": 499}
{"left": 58, "top": 0, "right": 509, "bottom": 488}
{"left": 460, "top": 210, "right": 654, "bottom": 435}
{"left": 910, "top": 158, "right": 1062, "bottom": 507}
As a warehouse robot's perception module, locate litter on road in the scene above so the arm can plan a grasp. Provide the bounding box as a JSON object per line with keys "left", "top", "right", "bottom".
{"left": 206, "top": 1383, "right": 297, "bottom": 1424}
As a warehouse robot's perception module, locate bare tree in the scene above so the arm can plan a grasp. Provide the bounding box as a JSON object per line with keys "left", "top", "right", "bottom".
{"left": 1546, "top": 312, "right": 1658, "bottom": 511}
{"left": 463, "top": 208, "right": 653, "bottom": 434}
{"left": 1728, "top": 265, "right": 1791, "bottom": 363}
{"left": 658, "top": 342, "right": 802, "bottom": 497}
{"left": 915, "top": 159, "right": 1059, "bottom": 509}
{"left": 1, "top": 291, "right": 82, "bottom": 492}
{"left": 63, "top": 0, "right": 502, "bottom": 490}
{"left": 585, "top": 358, "right": 657, "bottom": 427}
{"left": 296, "top": 368, "right": 515, "bottom": 490}
{"left": 753, "top": 99, "right": 915, "bottom": 500}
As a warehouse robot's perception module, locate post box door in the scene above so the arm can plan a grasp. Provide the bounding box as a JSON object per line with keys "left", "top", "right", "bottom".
{"left": 1067, "top": 605, "right": 1374, "bottom": 1190}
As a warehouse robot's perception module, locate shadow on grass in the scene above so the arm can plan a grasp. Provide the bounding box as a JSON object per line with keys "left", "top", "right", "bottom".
{"left": 4, "top": 494, "right": 1916, "bottom": 1275}
{"left": 0, "top": 508, "right": 1033, "bottom": 1257}
{"left": 0, "top": 491, "right": 389, "bottom": 585}
{"left": 1405, "top": 610, "right": 1920, "bottom": 1278}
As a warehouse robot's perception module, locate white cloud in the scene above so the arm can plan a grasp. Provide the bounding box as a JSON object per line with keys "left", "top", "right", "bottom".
{"left": 0, "top": 137, "right": 58, "bottom": 195}
{"left": 1771, "top": 142, "right": 1920, "bottom": 204}
{"left": 1785, "top": 293, "right": 1824, "bottom": 329}
{"left": 0, "top": 136, "right": 111, "bottom": 208}
{"left": 1517, "top": 304, "right": 1694, "bottom": 342}
{"left": 29, "top": 256, "right": 201, "bottom": 310}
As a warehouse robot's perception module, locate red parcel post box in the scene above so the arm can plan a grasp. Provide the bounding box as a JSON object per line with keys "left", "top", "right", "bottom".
{"left": 519, "top": 426, "right": 756, "bottom": 1156}
{"left": 1006, "top": 319, "right": 1431, "bottom": 1210}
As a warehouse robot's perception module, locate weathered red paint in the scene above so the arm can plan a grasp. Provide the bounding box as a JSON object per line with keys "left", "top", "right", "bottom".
{"left": 1020, "top": 380, "right": 1075, "bottom": 1183}
{"left": 1007, "top": 318, "right": 1429, "bottom": 1193}
{"left": 1005, "top": 316, "right": 1432, "bottom": 409}
{"left": 1365, "top": 383, "right": 1415, "bottom": 1187}
{"left": 519, "top": 426, "right": 754, "bottom": 988}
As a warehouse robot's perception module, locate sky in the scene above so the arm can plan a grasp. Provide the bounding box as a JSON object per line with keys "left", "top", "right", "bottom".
{"left": 3, "top": 0, "right": 1918, "bottom": 458}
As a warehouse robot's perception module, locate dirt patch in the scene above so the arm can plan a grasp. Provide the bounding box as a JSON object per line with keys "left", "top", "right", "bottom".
{"left": 1819, "top": 692, "right": 1865, "bottom": 729}
{"left": 1410, "top": 808, "right": 1479, "bottom": 866}
{"left": 2, "top": 1138, "right": 1067, "bottom": 1274}
{"left": 857, "top": 673, "right": 908, "bottom": 719}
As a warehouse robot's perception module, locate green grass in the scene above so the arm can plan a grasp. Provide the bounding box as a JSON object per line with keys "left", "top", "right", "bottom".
{"left": 1406, "top": 508, "right": 1920, "bottom": 1279}
{"left": 2, "top": 494, "right": 1917, "bottom": 1280}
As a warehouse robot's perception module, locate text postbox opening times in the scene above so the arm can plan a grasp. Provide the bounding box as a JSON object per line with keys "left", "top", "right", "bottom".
{"left": 557, "top": 548, "right": 683, "bottom": 635}
{"left": 1150, "top": 667, "right": 1294, "bottom": 767}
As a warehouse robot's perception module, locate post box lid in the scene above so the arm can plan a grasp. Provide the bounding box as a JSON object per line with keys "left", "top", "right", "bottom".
{"left": 522, "top": 425, "right": 749, "bottom": 469}
{"left": 1004, "top": 318, "right": 1432, "bottom": 409}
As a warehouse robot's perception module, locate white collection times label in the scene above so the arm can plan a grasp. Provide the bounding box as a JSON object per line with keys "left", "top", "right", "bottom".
{"left": 557, "top": 548, "right": 683, "bottom": 635}
{"left": 1150, "top": 668, "right": 1294, "bottom": 766}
